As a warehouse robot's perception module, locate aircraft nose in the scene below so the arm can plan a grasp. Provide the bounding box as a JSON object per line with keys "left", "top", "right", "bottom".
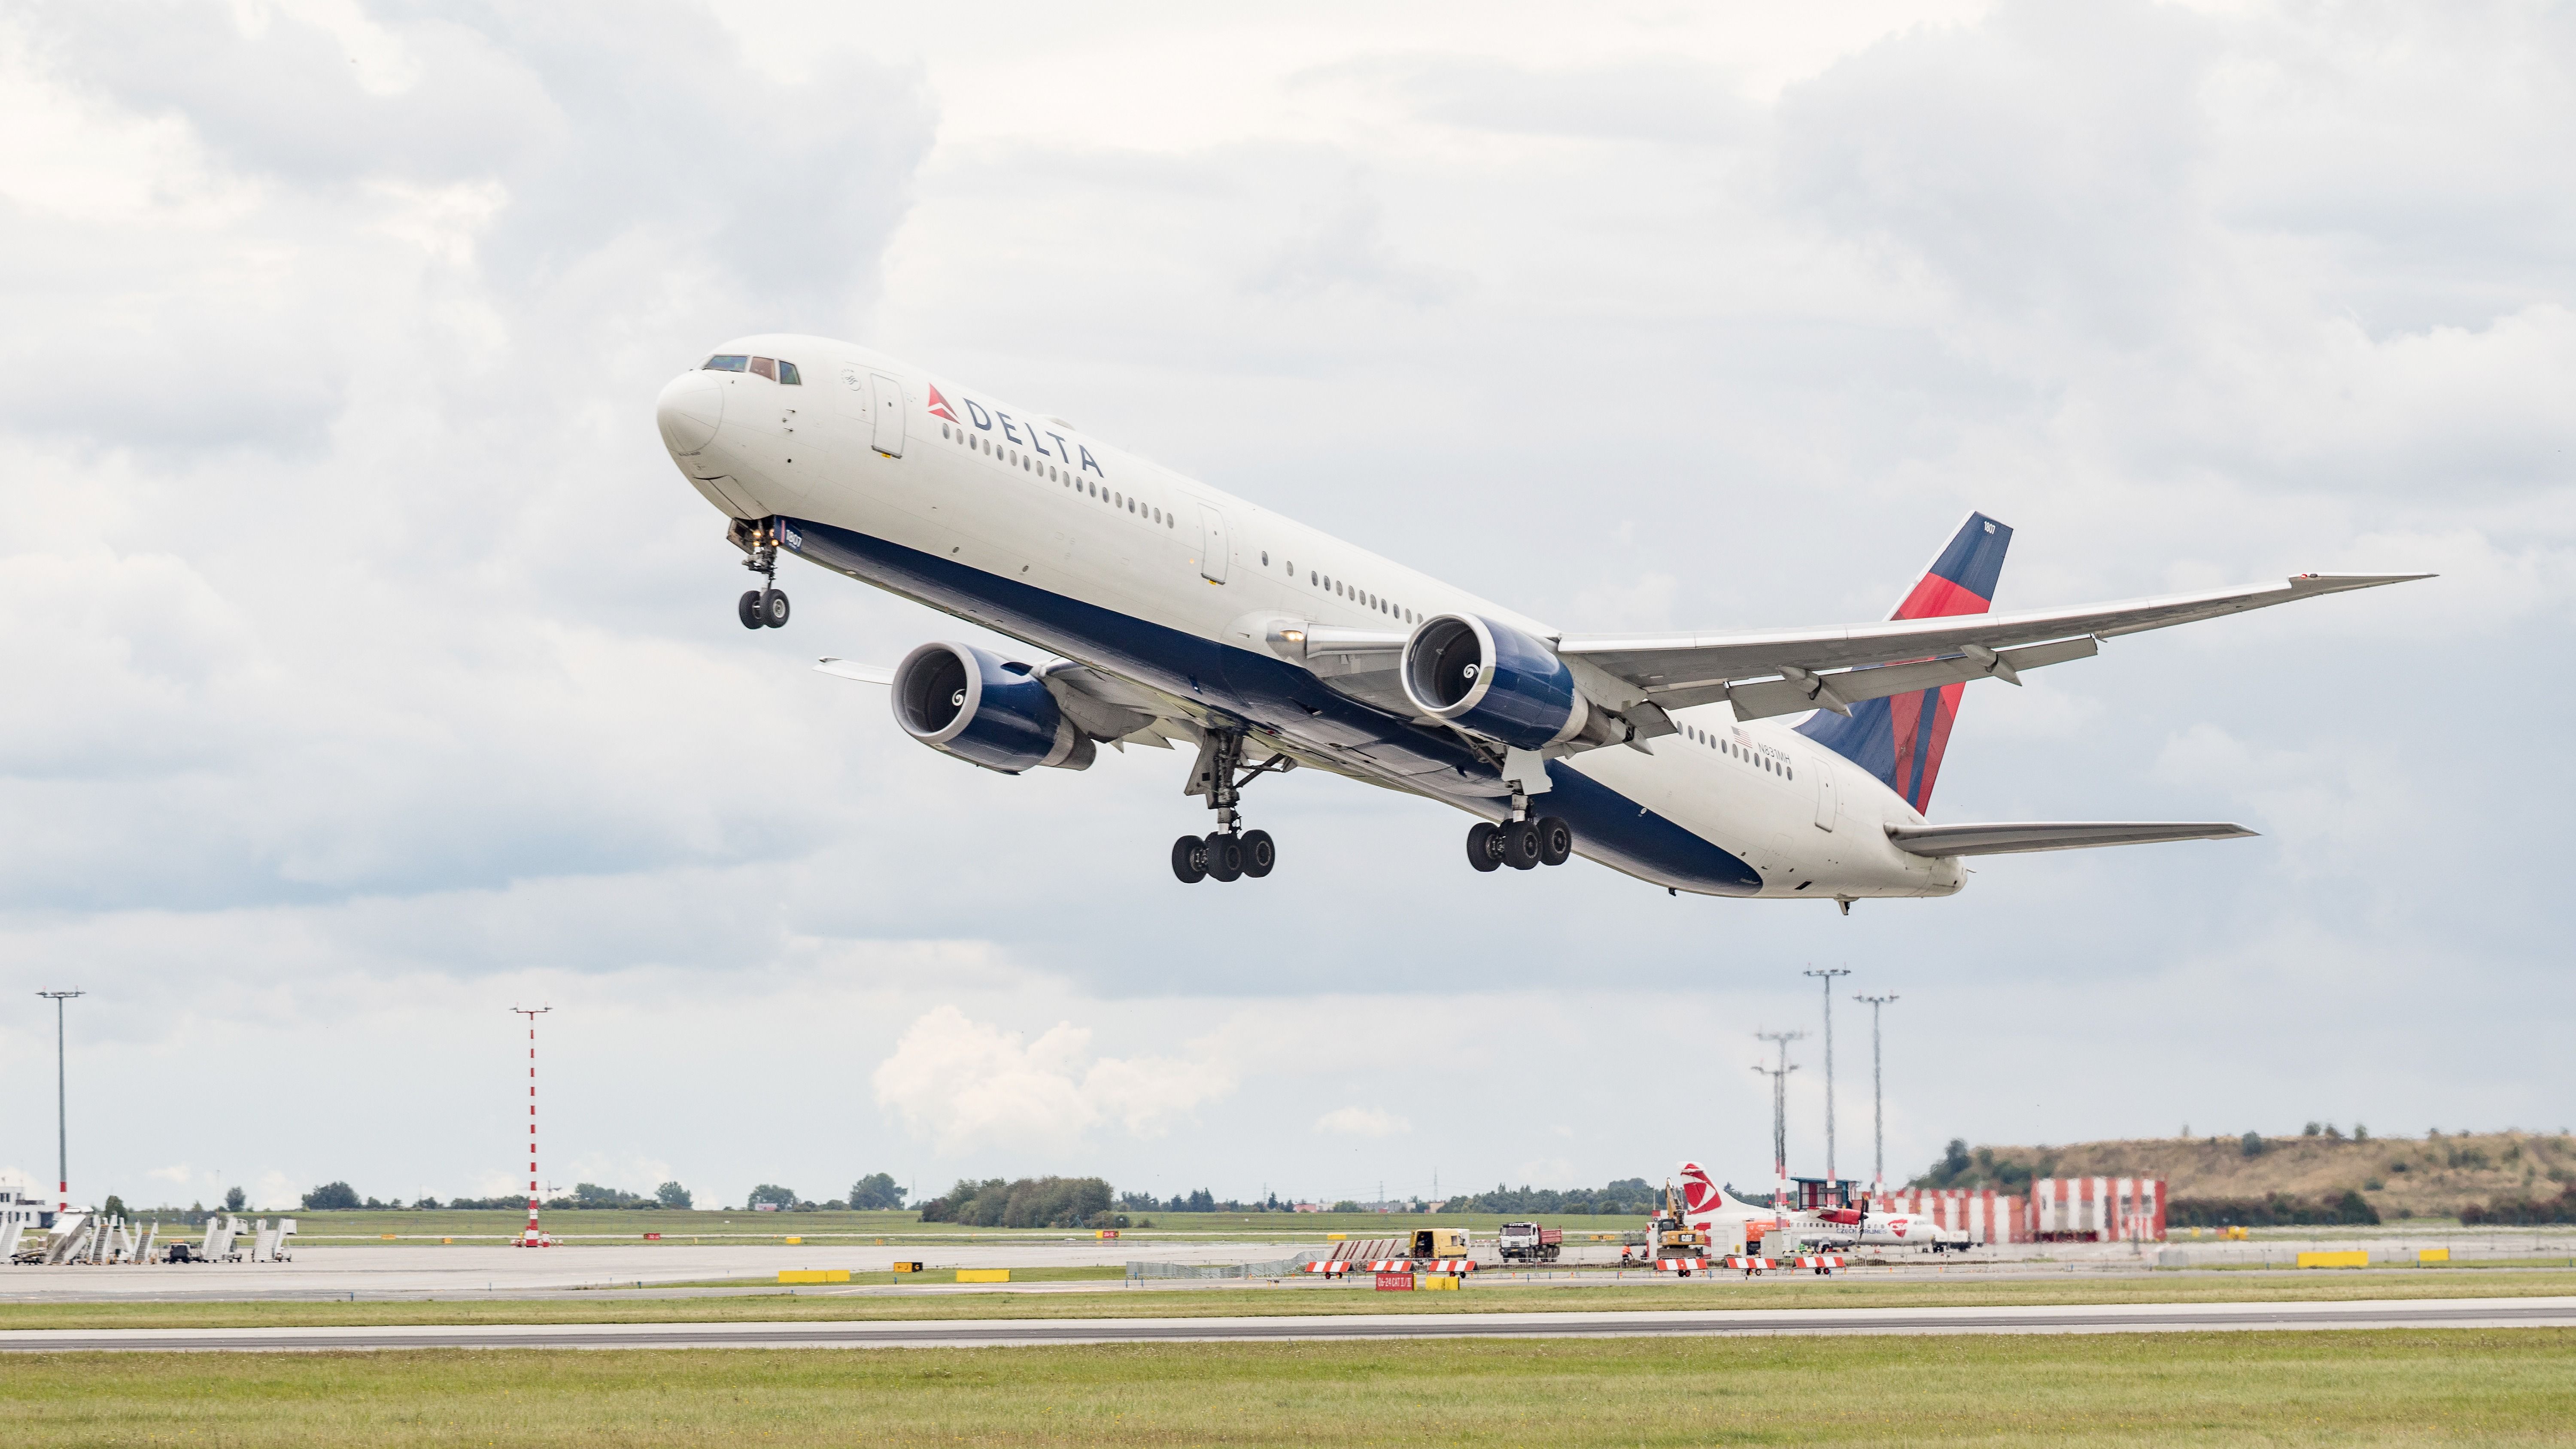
{"left": 656, "top": 370, "right": 724, "bottom": 456}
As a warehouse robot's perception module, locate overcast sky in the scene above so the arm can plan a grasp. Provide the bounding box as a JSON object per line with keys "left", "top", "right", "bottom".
{"left": 2, "top": 0, "right": 2568, "bottom": 1215}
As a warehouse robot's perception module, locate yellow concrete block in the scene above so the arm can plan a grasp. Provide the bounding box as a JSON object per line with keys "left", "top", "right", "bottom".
{"left": 2419, "top": 1248, "right": 2450, "bottom": 1263}
{"left": 380, "top": 1233, "right": 398, "bottom": 1240}
{"left": 2296, "top": 1250, "right": 2369, "bottom": 1269}
{"left": 1326, "top": 1233, "right": 1348, "bottom": 1241}
{"left": 778, "top": 1269, "right": 850, "bottom": 1284}
{"left": 956, "top": 1268, "right": 1011, "bottom": 1283}
{"left": 1416, "top": 1275, "right": 1459, "bottom": 1291}
{"left": 784, "top": 1236, "right": 802, "bottom": 1245}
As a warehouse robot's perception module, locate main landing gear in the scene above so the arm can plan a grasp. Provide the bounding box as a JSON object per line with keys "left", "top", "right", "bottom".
{"left": 1465, "top": 811, "right": 1573, "bottom": 874}
{"left": 1172, "top": 729, "right": 1289, "bottom": 885}
{"left": 731, "top": 518, "right": 790, "bottom": 629}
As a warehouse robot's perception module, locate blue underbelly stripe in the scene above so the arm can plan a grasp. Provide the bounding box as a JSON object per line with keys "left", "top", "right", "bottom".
{"left": 782, "top": 515, "right": 1762, "bottom": 896}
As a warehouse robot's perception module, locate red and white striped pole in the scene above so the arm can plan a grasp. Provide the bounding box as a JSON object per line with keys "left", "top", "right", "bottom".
{"left": 512, "top": 1006, "right": 551, "bottom": 1247}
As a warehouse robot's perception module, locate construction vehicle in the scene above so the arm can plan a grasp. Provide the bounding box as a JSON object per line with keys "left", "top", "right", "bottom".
{"left": 1405, "top": 1227, "right": 1468, "bottom": 1260}
{"left": 1496, "top": 1222, "right": 1562, "bottom": 1263}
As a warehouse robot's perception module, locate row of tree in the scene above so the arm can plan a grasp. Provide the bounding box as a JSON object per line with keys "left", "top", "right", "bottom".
{"left": 298, "top": 1181, "right": 696, "bottom": 1211}
{"left": 2461, "top": 1185, "right": 2576, "bottom": 1225}
{"left": 2166, "top": 1191, "right": 2382, "bottom": 1227}
{"left": 1436, "top": 1179, "right": 1662, "bottom": 1216}
{"left": 282, "top": 1175, "right": 917, "bottom": 1213}
{"left": 917, "top": 1176, "right": 1117, "bottom": 1229}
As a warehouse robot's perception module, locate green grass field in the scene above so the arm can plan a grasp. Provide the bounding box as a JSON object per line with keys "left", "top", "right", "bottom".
{"left": 261, "top": 1207, "right": 1647, "bottom": 1242}
{"left": 6, "top": 1265, "right": 2572, "bottom": 1332}
{"left": 6, "top": 1330, "right": 2570, "bottom": 1446}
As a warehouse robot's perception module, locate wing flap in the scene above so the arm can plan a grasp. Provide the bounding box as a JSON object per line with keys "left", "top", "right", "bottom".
{"left": 1718, "top": 636, "right": 2100, "bottom": 722}
{"left": 1560, "top": 573, "right": 2429, "bottom": 696}
{"left": 1886, "top": 820, "right": 2257, "bottom": 856}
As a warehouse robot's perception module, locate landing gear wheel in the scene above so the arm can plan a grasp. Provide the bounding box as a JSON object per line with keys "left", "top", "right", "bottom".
{"left": 1240, "top": 829, "right": 1276, "bottom": 878}
{"left": 1465, "top": 822, "right": 1503, "bottom": 873}
{"left": 737, "top": 590, "right": 766, "bottom": 629}
{"left": 1535, "top": 816, "right": 1573, "bottom": 867}
{"left": 1502, "top": 820, "right": 1543, "bottom": 870}
{"left": 1170, "top": 835, "right": 1209, "bottom": 884}
{"left": 759, "top": 589, "right": 790, "bottom": 628}
{"left": 1206, "top": 832, "right": 1245, "bottom": 882}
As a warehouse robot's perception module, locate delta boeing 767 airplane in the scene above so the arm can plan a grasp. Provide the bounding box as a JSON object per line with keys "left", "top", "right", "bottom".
{"left": 655, "top": 336, "right": 2423, "bottom": 904}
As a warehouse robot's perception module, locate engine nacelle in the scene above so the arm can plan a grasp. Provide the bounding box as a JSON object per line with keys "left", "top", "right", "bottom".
{"left": 891, "top": 642, "right": 1095, "bottom": 773}
{"left": 1400, "top": 614, "right": 1590, "bottom": 750}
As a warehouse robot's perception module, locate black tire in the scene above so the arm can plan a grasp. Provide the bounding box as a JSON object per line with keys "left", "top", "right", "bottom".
{"left": 1170, "top": 835, "right": 1208, "bottom": 884}
{"left": 1503, "top": 820, "right": 1543, "bottom": 870}
{"left": 1206, "top": 832, "right": 1245, "bottom": 882}
{"left": 1240, "top": 829, "right": 1276, "bottom": 878}
{"left": 738, "top": 590, "right": 766, "bottom": 629}
{"left": 1535, "top": 816, "right": 1573, "bottom": 866}
{"left": 760, "top": 589, "right": 791, "bottom": 627}
{"left": 1465, "top": 821, "right": 1502, "bottom": 872}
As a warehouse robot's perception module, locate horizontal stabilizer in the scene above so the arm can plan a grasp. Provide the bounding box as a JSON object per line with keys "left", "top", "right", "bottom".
{"left": 1885, "top": 820, "right": 2257, "bottom": 856}
{"left": 814, "top": 657, "right": 896, "bottom": 684}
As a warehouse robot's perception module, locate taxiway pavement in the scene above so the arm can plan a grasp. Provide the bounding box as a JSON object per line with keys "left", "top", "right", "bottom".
{"left": 6, "top": 1295, "right": 2572, "bottom": 1352}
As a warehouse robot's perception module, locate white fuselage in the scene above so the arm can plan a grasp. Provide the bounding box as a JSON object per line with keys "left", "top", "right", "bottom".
{"left": 659, "top": 334, "right": 1964, "bottom": 899}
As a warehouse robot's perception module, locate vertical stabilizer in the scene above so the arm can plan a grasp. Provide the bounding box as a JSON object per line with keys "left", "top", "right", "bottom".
{"left": 1798, "top": 512, "right": 2012, "bottom": 812}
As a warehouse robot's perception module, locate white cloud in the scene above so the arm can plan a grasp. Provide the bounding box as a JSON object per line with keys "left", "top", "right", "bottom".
{"left": 1314, "top": 1106, "right": 1410, "bottom": 1139}
{"left": 0, "top": 0, "right": 2570, "bottom": 1214}
{"left": 872, "top": 1007, "right": 1234, "bottom": 1154}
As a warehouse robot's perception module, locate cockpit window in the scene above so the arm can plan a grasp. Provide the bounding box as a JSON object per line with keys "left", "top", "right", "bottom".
{"left": 777, "top": 361, "right": 802, "bottom": 385}
{"left": 749, "top": 356, "right": 778, "bottom": 382}
{"left": 703, "top": 354, "right": 750, "bottom": 372}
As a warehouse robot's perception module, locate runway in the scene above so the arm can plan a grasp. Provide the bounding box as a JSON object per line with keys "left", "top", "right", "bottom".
{"left": 8, "top": 1296, "right": 2573, "bottom": 1352}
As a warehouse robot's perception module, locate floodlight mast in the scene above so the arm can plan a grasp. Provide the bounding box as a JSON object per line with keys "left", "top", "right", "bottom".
{"left": 37, "top": 991, "right": 83, "bottom": 1217}
{"left": 511, "top": 1006, "right": 552, "bottom": 1248}
{"left": 1805, "top": 967, "right": 1851, "bottom": 1185}
{"left": 1854, "top": 994, "right": 1900, "bottom": 1201}
{"left": 1751, "top": 1029, "right": 1804, "bottom": 1212}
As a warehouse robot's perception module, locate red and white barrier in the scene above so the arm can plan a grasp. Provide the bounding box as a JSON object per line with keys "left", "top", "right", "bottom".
{"left": 1722, "top": 1256, "right": 1775, "bottom": 1272}
{"left": 1788, "top": 1255, "right": 1845, "bottom": 1272}
{"left": 1365, "top": 1259, "right": 1476, "bottom": 1273}
{"left": 2029, "top": 1178, "right": 2164, "bottom": 1242}
{"left": 1655, "top": 1258, "right": 1710, "bottom": 1273}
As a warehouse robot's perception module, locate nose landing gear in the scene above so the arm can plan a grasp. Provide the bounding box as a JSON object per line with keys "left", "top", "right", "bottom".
{"left": 730, "top": 518, "right": 790, "bottom": 629}
{"left": 1172, "top": 729, "right": 1289, "bottom": 884}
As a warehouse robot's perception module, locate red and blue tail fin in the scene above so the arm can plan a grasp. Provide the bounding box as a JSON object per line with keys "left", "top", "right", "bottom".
{"left": 1795, "top": 512, "right": 2012, "bottom": 813}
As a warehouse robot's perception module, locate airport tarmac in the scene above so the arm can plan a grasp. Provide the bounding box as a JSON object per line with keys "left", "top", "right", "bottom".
{"left": 0, "top": 1239, "right": 1280, "bottom": 1301}
{"left": 6, "top": 1295, "right": 2571, "bottom": 1352}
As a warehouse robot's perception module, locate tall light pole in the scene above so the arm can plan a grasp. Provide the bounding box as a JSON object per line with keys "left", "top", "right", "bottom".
{"left": 511, "top": 1006, "right": 551, "bottom": 1248}
{"left": 37, "top": 992, "right": 83, "bottom": 1218}
{"left": 1854, "top": 993, "right": 1899, "bottom": 1203}
{"left": 1805, "top": 967, "right": 1850, "bottom": 1188}
{"left": 1752, "top": 1029, "right": 1804, "bottom": 1211}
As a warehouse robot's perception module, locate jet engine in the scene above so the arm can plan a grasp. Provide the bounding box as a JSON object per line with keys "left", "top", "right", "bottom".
{"left": 1399, "top": 614, "right": 1593, "bottom": 750}
{"left": 891, "top": 642, "right": 1096, "bottom": 773}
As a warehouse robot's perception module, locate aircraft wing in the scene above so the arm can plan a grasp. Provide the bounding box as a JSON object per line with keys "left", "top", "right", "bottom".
{"left": 1557, "top": 573, "right": 2430, "bottom": 721}
{"left": 1885, "top": 820, "right": 2258, "bottom": 856}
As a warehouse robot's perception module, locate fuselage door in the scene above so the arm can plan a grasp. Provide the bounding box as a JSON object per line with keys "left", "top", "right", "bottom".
{"left": 1197, "top": 504, "right": 1231, "bottom": 583}
{"left": 1810, "top": 753, "right": 1837, "bottom": 831}
{"left": 869, "top": 374, "right": 907, "bottom": 457}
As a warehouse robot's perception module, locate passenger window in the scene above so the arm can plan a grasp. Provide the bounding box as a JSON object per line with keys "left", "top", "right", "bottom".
{"left": 1261, "top": 551, "right": 1270, "bottom": 565}
{"left": 750, "top": 357, "right": 778, "bottom": 381}
{"left": 702, "top": 354, "right": 750, "bottom": 371}
{"left": 778, "top": 361, "right": 802, "bottom": 385}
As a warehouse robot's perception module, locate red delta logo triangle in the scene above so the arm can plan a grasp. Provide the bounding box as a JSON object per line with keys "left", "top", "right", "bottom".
{"left": 924, "top": 383, "right": 958, "bottom": 422}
